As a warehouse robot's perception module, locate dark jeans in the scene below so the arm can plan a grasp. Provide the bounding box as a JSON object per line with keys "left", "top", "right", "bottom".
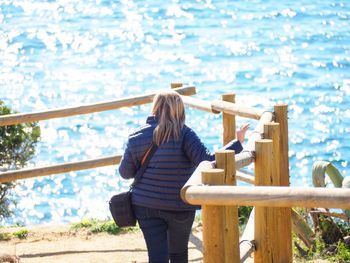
{"left": 133, "top": 205, "right": 196, "bottom": 263}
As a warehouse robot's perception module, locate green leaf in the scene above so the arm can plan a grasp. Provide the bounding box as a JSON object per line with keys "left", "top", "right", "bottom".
{"left": 312, "top": 161, "right": 343, "bottom": 188}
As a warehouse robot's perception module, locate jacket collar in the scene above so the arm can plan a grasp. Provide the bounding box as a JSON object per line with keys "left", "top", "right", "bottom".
{"left": 146, "top": 115, "right": 158, "bottom": 124}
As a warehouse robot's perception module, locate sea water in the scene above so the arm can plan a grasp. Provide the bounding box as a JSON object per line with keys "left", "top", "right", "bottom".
{"left": 0, "top": 0, "right": 349, "bottom": 226}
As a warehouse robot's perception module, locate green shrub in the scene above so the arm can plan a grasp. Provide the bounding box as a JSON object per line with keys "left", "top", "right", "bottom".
{"left": 71, "top": 218, "right": 137, "bottom": 235}
{"left": 238, "top": 206, "right": 253, "bottom": 234}
{"left": 330, "top": 241, "right": 350, "bottom": 262}
{"left": 312, "top": 236, "right": 326, "bottom": 259}
{"left": 71, "top": 218, "right": 97, "bottom": 229}
{"left": 238, "top": 206, "right": 253, "bottom": 225}
{"left": 91, "top": 220, "right": 121, "bottom": 235}
{"left": 0, "top": 232, "right": 12, "bottom": 241}
{"left": 0, "top": 100, "right": 41, "bottom": 220}
{"left": 13, "top": 228, "right": 29, "bottom": 239}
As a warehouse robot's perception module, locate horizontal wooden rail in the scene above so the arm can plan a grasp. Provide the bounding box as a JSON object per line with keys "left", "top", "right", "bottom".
{"left": 235, "top": 151, "right": 255, "bottom": 169}
{"left": 183, "top": 185, "right": 350, "bottom": 209}
{"left": 180, "top": 154, "right": 254, "bottom": 201}
{"left": 211, "top": 100, "right": 265, "bottom": 120}
{"left": 0, "top": 155, "right": 122, "bottom": 183}
{"left": 236, "top": 170, "right": 255, "bottom": 184}
{"left": 181, "top": 96, "right": 265, "bottom": 120}
{"left": 240, "top": 208, "right": 255, "bottom": 262}
{"left": 0, "top": 86, "right": 196, "bottom": 126}
{"left": 181, "top": 96, "right": 216, "bottom": 114}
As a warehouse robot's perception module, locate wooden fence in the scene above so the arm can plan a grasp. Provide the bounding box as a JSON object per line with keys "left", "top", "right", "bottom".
{"left": 180, "top": 102, "right": 350, "bottom": 263}
{"left": 2, "top": 83, "right": 350, "bottom": 262}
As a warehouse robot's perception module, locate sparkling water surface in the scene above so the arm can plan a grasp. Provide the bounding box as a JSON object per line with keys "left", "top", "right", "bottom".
{"left": 0, "top": 0, "right": 349, "bottom": 226}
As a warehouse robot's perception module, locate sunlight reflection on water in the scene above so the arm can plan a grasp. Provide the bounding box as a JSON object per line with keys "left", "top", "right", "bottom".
{"left": 0, "top": 0, "right": 349, "bottom": 225}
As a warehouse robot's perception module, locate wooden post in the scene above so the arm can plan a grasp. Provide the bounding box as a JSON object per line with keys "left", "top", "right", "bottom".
{"left": 202, "top": 168, "right": 226, "bottom": 263}
{"left": 216, "top": 150, "right": 240, "bottom": 263}
{"left": 264, "top": 123, "right": 283, "bottom": 262}
{"left": 220, "top": 94, "right": 239, "bottom": 262}
{"left": 264, "top": 123, "right": 280, "bottom": 186}
{"left": 274, "top": 104, "right": 292, "bottom": 262}
{"left": 274, "top": 104, "right": 290, "bottom": 187}
{"left": 254, "top": 139, "right": 273, "bottom": 263}
{"left": 222, "top": 94, "right": 236, "bottom": 144}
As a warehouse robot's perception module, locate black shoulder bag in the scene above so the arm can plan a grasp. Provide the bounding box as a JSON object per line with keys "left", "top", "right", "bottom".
{"left": 109, "top": 142, "right": 158, "bottom": 228}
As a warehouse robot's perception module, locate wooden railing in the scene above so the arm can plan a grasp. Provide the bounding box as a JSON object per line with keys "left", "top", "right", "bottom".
{"left": 0, "top": 85, "right": 265, "bottom": 184}
{"left": 0, "top": 155, "right": 122, "bottom": 183}
{"left": 0, "top": 86, "right": 196, "bottom": 126}
{"left": 2, "top": 83, "right": 348, "bottom": 263}
{"left": 0, "top": 85, "right": 192, "bottom": 182}
{"left": 179, "top": 102, "right": 350, "bottom": 263}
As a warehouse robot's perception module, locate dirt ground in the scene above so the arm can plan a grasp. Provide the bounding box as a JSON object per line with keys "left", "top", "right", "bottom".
{"left": 0, "top": 223, "right": 204, "bottom": 263}
{"left": 0, "top": 224, "right": 332, "bottom": 263}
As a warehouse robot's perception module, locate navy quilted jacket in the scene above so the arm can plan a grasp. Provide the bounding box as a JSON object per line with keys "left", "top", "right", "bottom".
{"left": 118, "top": 116, "right": 243, "bottom": 211}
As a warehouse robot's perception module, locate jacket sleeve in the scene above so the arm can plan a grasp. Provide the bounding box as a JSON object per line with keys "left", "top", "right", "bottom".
{"left": 221, "top": 138, "right": 243, "bottom": 153}
{"left": 183, "top": 128, "right": 243, "bottom": 167}
{"left": 183, "top": 128, "right": 215, "bottom": 166}
{"left": 118, "top": 140, "right": 138, "bottom": 179}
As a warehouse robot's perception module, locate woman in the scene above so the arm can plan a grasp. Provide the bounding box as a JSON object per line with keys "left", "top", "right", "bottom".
{"left": 118, "top": 90, "right": 248, "bottom": 263}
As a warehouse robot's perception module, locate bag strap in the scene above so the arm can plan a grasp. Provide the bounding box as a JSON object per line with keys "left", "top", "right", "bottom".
{"left": 130, "top": 142, "right": 158, "bottom": 189}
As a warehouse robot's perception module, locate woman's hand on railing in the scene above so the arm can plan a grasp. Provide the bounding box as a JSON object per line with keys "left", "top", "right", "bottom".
{"left": 237, "top": 123, "right": 250, "bottom": 144}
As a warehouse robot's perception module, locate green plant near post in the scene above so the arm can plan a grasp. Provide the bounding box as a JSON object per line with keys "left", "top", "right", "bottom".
{"left": 293, "top": 161, "right": 350, "bottom": 262}
{"left": 0, "top": 100, "right": 41, "bottom": 221}
{"left": 13, "top": 228, "right": 29, "bottom": 239}
{"left": 71, "top": 218, "right": 138, "bottom": 235}
{"left": 331, "top": 241, "right": 350, "bottom": 262}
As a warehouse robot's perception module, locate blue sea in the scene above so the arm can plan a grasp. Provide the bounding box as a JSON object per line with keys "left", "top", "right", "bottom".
{"left": 0, "top": 0, "right": 349, "bottom": 226}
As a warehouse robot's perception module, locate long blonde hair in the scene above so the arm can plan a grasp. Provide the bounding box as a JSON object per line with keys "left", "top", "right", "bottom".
{"left": 152, "top": 90, "right": 185, "bottom": 145}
